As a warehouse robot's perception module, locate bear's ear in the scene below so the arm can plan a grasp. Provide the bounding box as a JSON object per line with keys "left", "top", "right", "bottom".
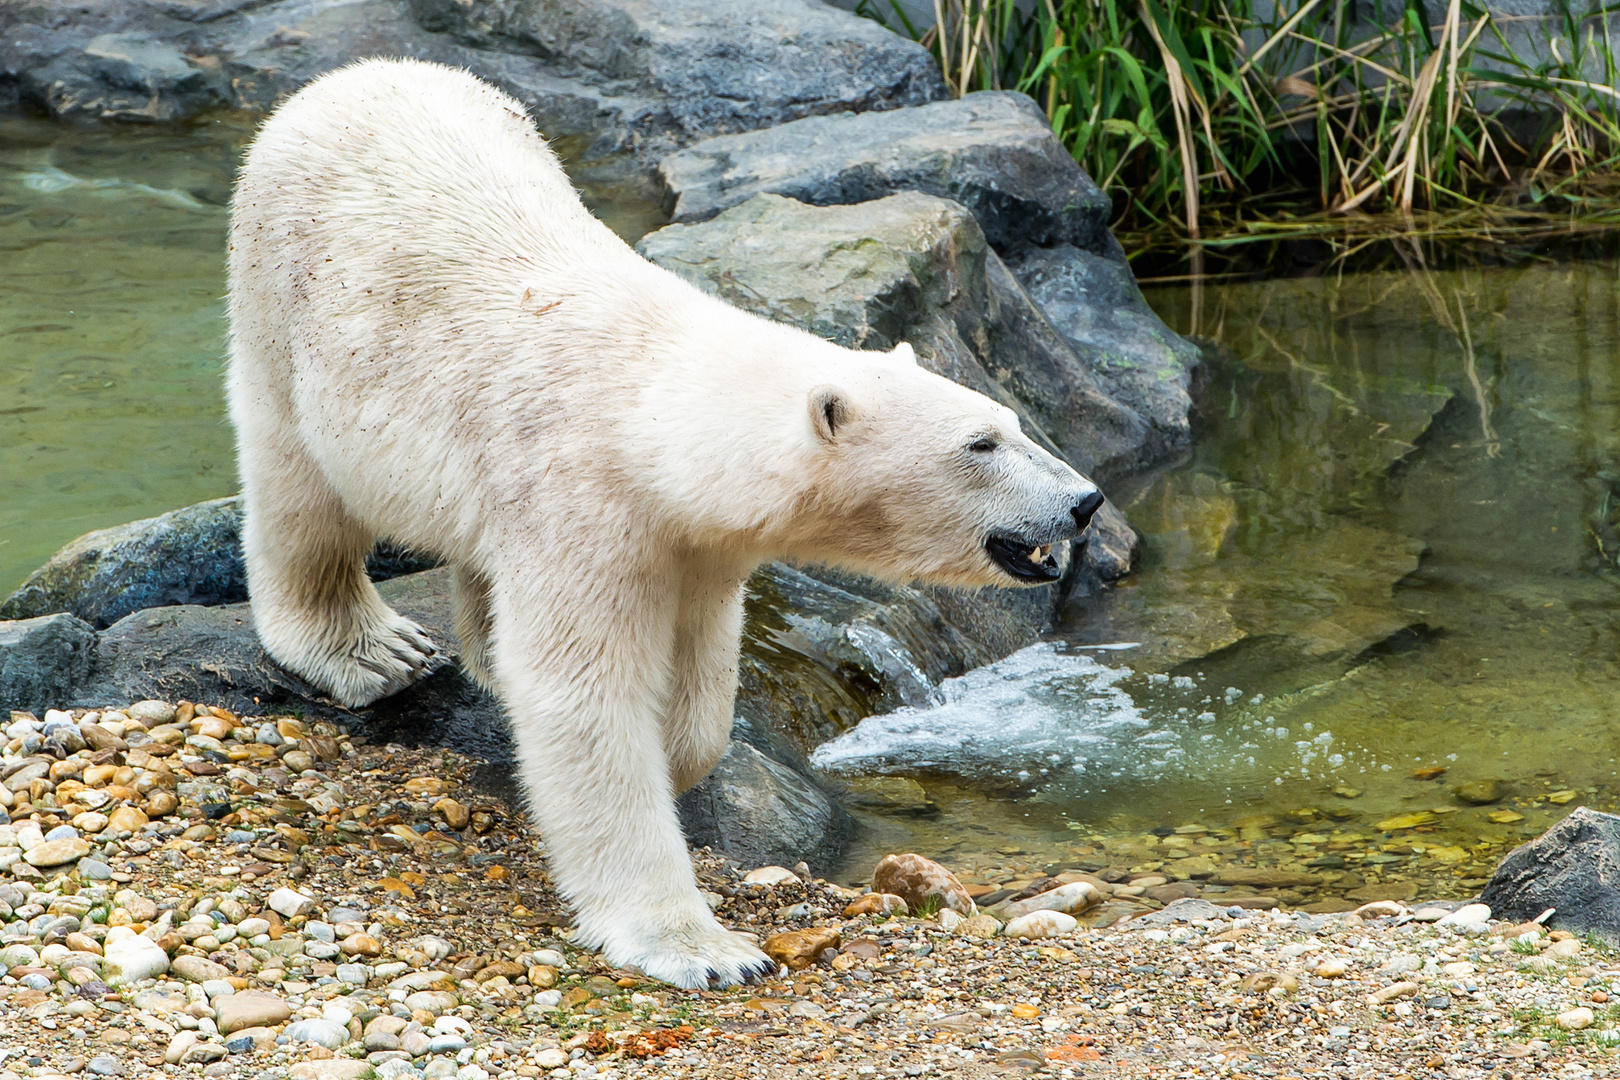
{"left": 809, "top": 385, "right": 850, "bottom": 443}
{"left": 892, "top": 342, "right": 918, "bottom": 366}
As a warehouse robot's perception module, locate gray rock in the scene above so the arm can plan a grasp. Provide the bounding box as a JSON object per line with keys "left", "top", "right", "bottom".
{"left": 1, "top": 496, "right": 436, "bottom": 629}
{"left": 1125, "top": 898, "right": 1229, "bottom": 925}
{"left": 412, "top": 0, "right": 944, "bottom": 176}
{"left": 677, "top": 739, "right": 853, "bottom": 884}
{"left": 1, "top": 0, "right": 941, "bottom": 195}
{"left": 660, "top": 91, "right": 1112, "bottom": 254}
{"left": 1479, "top": 807, "right": 1620, "bottom": 944}
{"left": 0, "top": 613, "right": 97, "bottom": 716}
{"left": 1004, "top": 244, "right": 1200, "bottom": 452}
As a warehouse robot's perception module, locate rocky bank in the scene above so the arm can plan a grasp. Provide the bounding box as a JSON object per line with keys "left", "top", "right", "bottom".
{"left": 0, "top": 696, "right": 1618, "bottom": 1080}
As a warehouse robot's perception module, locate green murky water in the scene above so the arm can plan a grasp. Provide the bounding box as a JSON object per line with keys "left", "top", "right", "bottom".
{"left": 0, "top": 118, "right": 664, "bottom": 595}
{"left": 821, "top": 257, "right": 1620, "bottom": 905}
{"left": 0, "top": 117, "right": 246, "bottom": 592}
{"left": 7, "top": 120, "right": 1620, "bottom": 909}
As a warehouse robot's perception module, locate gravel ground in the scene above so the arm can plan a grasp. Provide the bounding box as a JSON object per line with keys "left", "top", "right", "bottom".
{"left": 3, "top": 701, "right": 1619, "bottom": 1080}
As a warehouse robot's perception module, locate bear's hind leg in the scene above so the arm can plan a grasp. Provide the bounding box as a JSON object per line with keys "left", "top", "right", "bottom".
{"left": 664, "top": 568, "right": 747, "bottom": 795}
{"left": 453, "top": 564, "right": 497, "bottom": 692}
{"left": 238, "top": 424, "right": 440, "bottom": 709}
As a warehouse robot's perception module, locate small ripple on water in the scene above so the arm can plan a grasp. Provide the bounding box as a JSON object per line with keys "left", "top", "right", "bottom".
{"left": 19, "top": 165, "right": 213, "bottom": 210}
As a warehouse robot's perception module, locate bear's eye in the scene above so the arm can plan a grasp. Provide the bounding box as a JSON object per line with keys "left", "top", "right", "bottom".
{"left": 969, "top": 438, "right": 998, "bottom": 454}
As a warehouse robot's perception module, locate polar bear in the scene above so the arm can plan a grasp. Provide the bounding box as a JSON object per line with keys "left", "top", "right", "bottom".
{"left": 226, "top": 58, "right": 1105, "bottom": 988}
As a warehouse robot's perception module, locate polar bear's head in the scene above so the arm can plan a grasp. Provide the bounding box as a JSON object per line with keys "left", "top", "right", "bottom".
{"left": 788, "top": 343, "right": 1105, "bottom": 588}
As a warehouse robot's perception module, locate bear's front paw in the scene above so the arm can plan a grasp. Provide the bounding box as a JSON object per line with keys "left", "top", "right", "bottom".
{"left": 612, "top": 925, "right": 780, "bottom": 990}
{"left": 328, "top": 614, "right": 442, "bottom": 708}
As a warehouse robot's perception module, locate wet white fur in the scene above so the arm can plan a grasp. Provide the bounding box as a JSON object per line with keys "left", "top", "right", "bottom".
{"left": 226, "top": 58, "right": 1097, "bottom": 988}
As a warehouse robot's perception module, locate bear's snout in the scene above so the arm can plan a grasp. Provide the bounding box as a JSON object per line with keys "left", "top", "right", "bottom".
{"left": 1071, "top": 491, "right": 1105, "bottom": 534}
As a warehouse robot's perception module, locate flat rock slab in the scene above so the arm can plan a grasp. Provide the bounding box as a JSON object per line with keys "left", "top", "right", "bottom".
{"left": 1480, "top": 807, "right": 1620, "bottom": 944}
{"left": 659, "top": 91, "right": 1112, "bottom": 253}
{"left": 1, "top": 496, "right": 435, "bottom": 629}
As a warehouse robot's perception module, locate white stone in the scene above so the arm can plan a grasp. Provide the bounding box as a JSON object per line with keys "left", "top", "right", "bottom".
{"left": 163, "top": 1031, "right": 198, "bottom": 1065}
{"left": 267, "top": 888, "right": 316, "bottom": 918}
{"left": 743, "top": 866, "right": 801, "bottom": 886}
{"left": 103, "top": 935, "right": 171, "bottom": 985}
{"left": 1005, "top": 910, "right": 1078, "bottom": 939}
{"left": 1001, "top": 882, "right": 1101, "bottom": 920}
{"left": 1558, "top": 1007, "right": 1595, "bottom": 1030}
{"left": 1435, "top": 903, "right": 1491, "bottom": 931}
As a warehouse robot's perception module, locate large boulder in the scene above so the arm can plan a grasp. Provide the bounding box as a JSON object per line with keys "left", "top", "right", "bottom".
{"left": 0, "top": 0, "right": 942, "bottom": 194}
{"left": 1, "top": 497, "right": 437, "bottom": 630}
{"left": 0, "top": 613, "right": 97, "bottom": 716}
{"left": 412, "top": 0, "right": 944, "bottom": 175}
{"left": 658, "top": 91, "right": 1112, "bottom": 254}
{"left": 1479, "top": 808, "right": 1620, "bottom": 943}
{"left": 1005, "top": 244, "right": 1201, "bottom": 452}
{"left": 676, "top": 739, "right": 853, "bottom": 872}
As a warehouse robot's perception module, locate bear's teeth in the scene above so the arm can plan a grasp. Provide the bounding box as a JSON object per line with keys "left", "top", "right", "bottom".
{"left": 1030, "top": 545, "right": 1051, "bottom": 563}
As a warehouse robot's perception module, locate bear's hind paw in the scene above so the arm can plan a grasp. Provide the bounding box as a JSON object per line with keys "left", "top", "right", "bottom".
{"left": 616, "top": 928, "right": 782, "bottom": 991}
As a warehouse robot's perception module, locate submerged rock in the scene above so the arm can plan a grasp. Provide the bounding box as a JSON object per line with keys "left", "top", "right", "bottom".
{"left": 1479, "top": 807, "right": 1620, "bottom": 944}
{"left": 659, "top": 91, "right": 1112, "bottom": 253}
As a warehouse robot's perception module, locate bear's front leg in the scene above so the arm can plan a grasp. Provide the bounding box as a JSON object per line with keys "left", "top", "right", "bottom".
{"left": 492, "top": 573, "right": 778, "bottom": 990}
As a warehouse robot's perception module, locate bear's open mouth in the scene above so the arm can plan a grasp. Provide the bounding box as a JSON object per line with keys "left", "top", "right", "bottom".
{"left": 985, "top": 534, "right": 1061, "bottom": 583}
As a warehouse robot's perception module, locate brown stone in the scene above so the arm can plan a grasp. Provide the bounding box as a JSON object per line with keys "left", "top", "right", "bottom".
{"left": 433, "top": 798, "right": 470, "bottom": 830}
{"left": 475, "top": 960, "right": 525, "bottom": 983}
{"left": 763, "top": 928, "right": 840, "bottom": 970}
{"left": 842, "top": 893, "right": 909, "bottom": 918}
{"left": 143, "top": 791, "right": 179, "bottom": 817}
{"left": 106, "top": 806, "right": 149, "bottom": 833}
{"left": 870, "top": 853, "right": 976, "bottom": 916}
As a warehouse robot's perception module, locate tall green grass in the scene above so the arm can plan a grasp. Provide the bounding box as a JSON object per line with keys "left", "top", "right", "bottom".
{"left": 859, "top": 0, "right": 1620, "bottom": 243}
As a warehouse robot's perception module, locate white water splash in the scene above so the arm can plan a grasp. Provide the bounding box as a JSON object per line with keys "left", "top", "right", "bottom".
{"left": 810, "top": 642, "right": 1152, "bottom": 781}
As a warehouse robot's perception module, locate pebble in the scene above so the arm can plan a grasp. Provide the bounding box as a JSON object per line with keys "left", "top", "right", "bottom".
{"left": 762, "top": 927, "right": 839, "bottom": 969}
{"left": 1000, "top": 881, "right": 1101, "bottom": 920}
{"left": 285, "top": 1017, "right": 351, "bottom": 1049}
{"left": 5, "top": 695, "right": 1613, "bottom": 1080}
{"left": 1558, "top": 1006, "right": 1596, "bottom": 1029}
{"left": 843, "top": 892, "right": 908, "bottom": 917}
{"left": 171, "top": 954, "right": 231, "bottom": 982}
{"left": 101, "top": 934, "right": 170, "bottom": 984}
{"left": 23, "top": 836, "right": 90, "bottom": 867}
{"left": 215, "top": 990, "right": 291, "bottom": 1032}
{"left": 871, "top": 852, "right": 976, "bottom": 916}
{"left": 268, "top": 887, "right": 317, "bottom": 917}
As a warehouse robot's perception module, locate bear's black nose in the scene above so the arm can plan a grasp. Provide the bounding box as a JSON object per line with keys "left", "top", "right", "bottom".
{"left": 1072, "top": 491, "right": 1105, "bottom": 533}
